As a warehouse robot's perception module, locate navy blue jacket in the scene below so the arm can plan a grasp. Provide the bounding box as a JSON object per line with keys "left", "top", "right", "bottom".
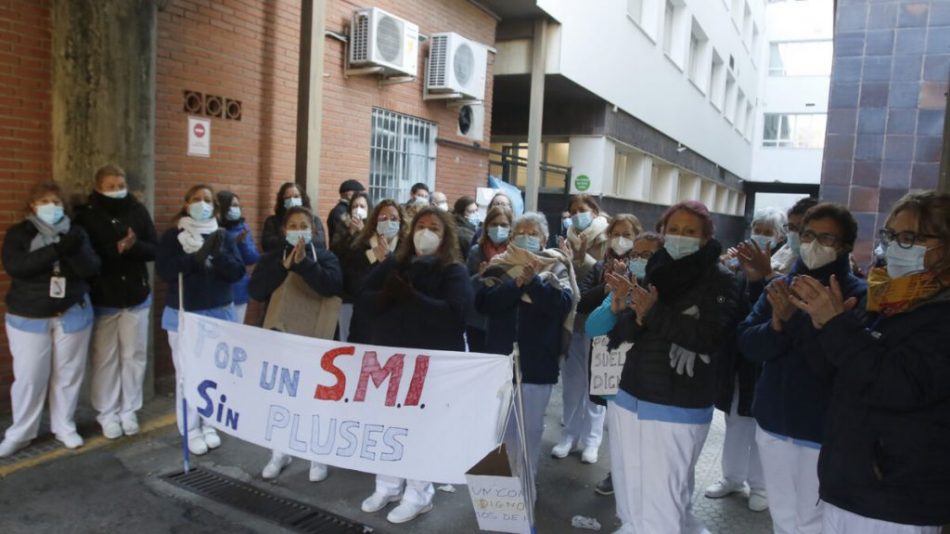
{"left": 156, "top": 227, "right": 245, "bottom": 311}
{"left": 356, "top": 256, "right": 471, "bottom": 351}
{"left": 220, "top": 220, "right": 260, "bottom": 305}
{"left": 248, "top": 243, "right": 342, "bottom": 302}
{"left": 816, "top": 288, "right": 950, "bottom": 526}
{"left": 476, "top": 264, "right": 573, "bottom": 384}
{"left": 738, "top": 255, "right": 866, "bottom": 444}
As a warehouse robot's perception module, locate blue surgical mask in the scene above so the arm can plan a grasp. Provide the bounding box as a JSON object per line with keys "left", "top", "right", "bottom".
{"left": 664, "top": 235, "right": 701, "bottom": 260}
{"left": 628, "top": 258, "right": 648, "bottom": 279}
{"left": 188, "top": 201, "right": 213, "bottom": 221}
{"left": 885, "top": 243, "right": 927, "bottom": 278}
{"left": 513, "top": 234, "right": 541, "bottom": 252}
{"left": 488, "top": 225, "right": 509, "bottom": 244}
{"left": 36, "top": 203, "right": 64, "bottom": 226}
{"left": 284, "top": 197, "right": 303, "bottom": 209}
{"left": 285, "top": 229, "right": 312, "bottom": 247}
{"left": 787, "top": 231, "right": 801, "bottom": 255}
{"left": 226, "top": 206, "right": 242, "bottom": 221}
{"left": 466, "top": 214, "right": 481, "bottom": 227}
{"left": 572, "top": 211, "right": 593, "bottom": 231}
{"left": 562, "top": 218, "right": 573, "bottom": 231}
{"left": 102, "top": 189, "right": 128, "bottom": 199}
{"left": 750, "top": 234, "right": 772, "bottom": 251}
{"left": 377, "top": 220, "right": 400, "bottom": 239}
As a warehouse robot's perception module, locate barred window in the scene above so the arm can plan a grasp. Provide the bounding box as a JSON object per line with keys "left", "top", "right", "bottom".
{"left": 369, "top": 108, "right": 438, "bottom": 204}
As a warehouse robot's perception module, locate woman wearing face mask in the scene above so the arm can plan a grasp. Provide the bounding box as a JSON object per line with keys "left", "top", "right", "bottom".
{"left": 599, "top": 200, "right": 738, "bottom": 534}
{"left": 74, "top": 165, "right": 158, "bottom": 441}
{"left": 475, "top": 212, "right": 576, "bottom": 510}
{"left": 340, "top": 199, "right": 405, "bottom": 344}
{"left": 468, "top": 192, "right": 513, "bottom": 248}
{"left": 785, "top": 191, "right": 950, "bottom": 533}
{"left": 216, "top": 191, "right": 260, "bottom": 325}
{"left": 249, "top": 205, "right": 343, "bottom": 484}
{"left": 355, "top": 206, "right": 472, "bottom": 524}
{"left": 465, "top": 206, "right": 514, "bottom": 353}
{"left": 157, "top": 184, "right": 245, "bottom": 456}
{"left": 738, "top": 203, "right": 867, "bottom": 534}
{"left": 0, "top": 182, "right": 101, "bottom": 457}
{"left": 705, "top": 207, "right": 787, "bottom": 513}
{"left": 261, "top": 182, "right": 327, "bottom": 252}
{"left": 330, "top": 191, "right": 370, "bottom": 341}
{"left": 453, "top": 195, "right": 480, "bottom": 260}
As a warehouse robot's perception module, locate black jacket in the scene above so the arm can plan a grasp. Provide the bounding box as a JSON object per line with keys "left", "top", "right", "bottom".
{"left": 326, "top": 200, "right": 349, "bottom": 244}
{"left": 73, "top": 192, "right": 157, "bottom": 308}
{"left": 609, "top": 241, "right": 738, "bottom": 409}
{"left": 261, "top": 213, "right": 326, "bottom": 253}
{"left": 713, "top": 271, "right": 760, "bottom": 416}
{"left": 248, "top": 243, "right": 343, "bottom": 302}
{"left": 815, "top": 289, "right": 950, "bottom": 526}
{"left": 3, "top": 220, "right": 101, "bottom": 317}
{"left": 156, "top": 227, "right": 245, "bottom": 311}
{"left": 454, "top": 214, "right": 477, "bottom": 261}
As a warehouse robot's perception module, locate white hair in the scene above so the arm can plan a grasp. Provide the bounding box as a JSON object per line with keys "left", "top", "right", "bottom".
{"left": 514, "top": 211, "right": 550, "bottom": 242}
{"left": 751, "top": 206, "right": 787, "bottom": 237}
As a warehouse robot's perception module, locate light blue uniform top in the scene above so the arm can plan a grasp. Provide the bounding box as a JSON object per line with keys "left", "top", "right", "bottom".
{"left": 6, "top": 295, "right": 94, "bottom": 334}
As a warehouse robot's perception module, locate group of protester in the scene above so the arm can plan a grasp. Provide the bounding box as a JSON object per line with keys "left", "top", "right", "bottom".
{"left": 0, "top": 164, "right": 948, "bottom": 533}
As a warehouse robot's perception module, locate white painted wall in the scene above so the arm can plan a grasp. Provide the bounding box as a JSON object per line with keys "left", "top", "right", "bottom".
{"left": 568, "top": 136, "right": 615, "bottom": 194}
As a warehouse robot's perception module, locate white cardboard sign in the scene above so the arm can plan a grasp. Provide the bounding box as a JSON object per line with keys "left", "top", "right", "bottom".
{"left": 187, "top": 116, "right": 210, "bottom": 157}
{"left": 589, "top": 335, "right": 632, "bottom": 397}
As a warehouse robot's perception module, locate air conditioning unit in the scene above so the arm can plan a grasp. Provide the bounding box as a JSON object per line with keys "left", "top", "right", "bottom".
{"left": 457, "top": 104, "right": 485, "bottom": 142}
{"left": 349, "top": 7, "right": 419, "bottom": 77}
{"left": 426, "top": 32, "right": 488, "bottom": 101}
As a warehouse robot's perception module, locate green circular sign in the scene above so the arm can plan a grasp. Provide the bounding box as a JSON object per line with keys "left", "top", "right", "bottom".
{"left": 575, "top": 174, "right": 591, "bottom": 191}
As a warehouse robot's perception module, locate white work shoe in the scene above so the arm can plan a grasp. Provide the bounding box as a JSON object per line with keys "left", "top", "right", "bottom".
{"left": 102, "top": 421, "right": 123, "bottom": 440}
{"left": 188, "top": 434, "right": 208, "bottom": 456}
{"left": 361, "top": 492, "right": 401, "bottom": 513}
{"left": 0, "top": 439, "right": 29, "bottom": 458}
{"left": 202, "top": 427, "right": 221, "bottom": 449}
{"left": 748, "top": 490, "right": 769, "bottom": 512}
{"left": 262, "top": 453, "right": 292, "bottom": 480}
{"left": 704, "top": 479, "right": 745, "bottom": 498}
{"left": 308, "top": 461, "right": 328, "bottom": 482}
{"left": 56, "top": 432, "right": 84, "bottom": 449}
{"left": 386, "top": 500, "right": 433, "bottom": 524}
{"left": 551, "top": 437, "right": 574, "bottom": 459}
{"left": 581, "top": 446, "right": 599, "bottom": 464}
{"left": 121, "top": 414, "right": 140, "bottom": 436}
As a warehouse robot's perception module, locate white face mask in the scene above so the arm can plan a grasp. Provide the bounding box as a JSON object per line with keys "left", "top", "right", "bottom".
{"left": 353, "top": 207, "right": 368, "bottom": 220}
{"left": 414, "top": 228, "right": 441, "bottom": 256}
{"left": 436, "top": 202, "right": 449, "bottom": 211}
{"left": 885, "top": 243, "right": 928, "bottom": 278}
{"left": 610, "top": 236, "right": 634, "bottom": 256}
{"left": 664, "top": 235, "right": 701, "bottom": 260}
{"left": 102, "top": 189, "right": 128, "bottom": 199}
{"left": 750, "top": 234, "right": 773, "bottom": 251}
{"left": 799, "top": 241, "right": 838, "bottom": 270}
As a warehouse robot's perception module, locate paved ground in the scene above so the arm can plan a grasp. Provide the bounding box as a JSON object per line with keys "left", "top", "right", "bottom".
{"left": 0, "top": 386, "right": 772, "bottom": 533}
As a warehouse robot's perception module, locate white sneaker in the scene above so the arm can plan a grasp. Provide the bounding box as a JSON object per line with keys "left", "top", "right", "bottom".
{"left": 308, "top": 461, "right": 328, "bottom": 482}
{"left": 102, "top": 421, "right": 123, "bottom": 440}
{"left": 748, "top": 490, "right": 769, "bottom": 512}
{"left": 581, "top": 446, "right": 599, "bottom": 464}
{"left": 361, "top": 492, "right": 401, "bottom": 513}
{"left": 202, "top": 427, "right": 221, "bottom": 449}
{"left": 386, "top": 500, "right": 433, "bottom": 524}
{"left": 0, "top": 439, "right": 29, "bottom": 458}
{"left": 121, "top": 414, "right": 140, "bottom": 436}
{"left": 188, "top": 434, "right": 208, "bottom": 456}
{"left": 551, "top": 437, "right": 574, "bottom": 459}
{"left": 704, "top": 479, "right": 745, "bottom": 498}
{"left": 262, "top": 452, "right": 292, "bottom": 480}
{"left": 56, "top": 432, "right": 84, "bottom": 449}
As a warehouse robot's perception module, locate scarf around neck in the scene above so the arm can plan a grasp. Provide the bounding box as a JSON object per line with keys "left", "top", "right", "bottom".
{"left": 866, "top": 266, "right": 944, "bottom": 317}
{"left": 566, "top": 215, "right": 609, "bottom": 261}
{"left": 178, "top": 216, "right": 219, "bottom": 254}
{"left": 487, "top": 245, "right": 580, "bottom": 333}
{"left": 646, "top": 239, "right": 723, "bottom": 302}
{"left": 27, "top": 214, "right": 71, "bottom": 252}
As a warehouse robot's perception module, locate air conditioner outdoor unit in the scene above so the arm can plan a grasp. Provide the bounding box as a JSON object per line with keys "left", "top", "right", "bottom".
{"left": 349, "top": 7, "right": 419, "bottom": 77}
{"left": 457, "top": 103, "right": 485, "bottom": 142}
{"left": 426, "top": 32, "right": 488, "bottom": 101}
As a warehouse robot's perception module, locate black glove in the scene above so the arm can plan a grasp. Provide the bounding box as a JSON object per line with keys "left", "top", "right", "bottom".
{"left": 54, "top": 230, "right": 82, "bottom": 256}
{"left": 194, "top": 230, "right": 222, "bottom": 266}
{"left": 378, "top": 271, "right": 415, "bottom": 306}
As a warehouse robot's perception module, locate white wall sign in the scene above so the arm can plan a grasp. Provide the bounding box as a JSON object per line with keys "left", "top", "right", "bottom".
{"left": 187, "top": 116, "right": 210, "bottom": 157}
{"left": 589, "top": 335, "right": 632, "bottom": 397}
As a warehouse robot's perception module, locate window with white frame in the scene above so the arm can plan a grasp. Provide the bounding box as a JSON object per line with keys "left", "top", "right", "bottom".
{"left": 688, "top": 20, "right": 710, "bottom": 91}
{"left": 762, "top": 113, "right": 827, "bottom": 148}
{"left": 663, "top": 0, "right": 676, "bottom": 56}
{"left": 627, "top": 0, "right": 644, "bottom": 25}
{"left": 369, "top": 108, "right": 437, "bottom": 203}
{"left": 662, "top": 0, "right": 687, "bottom": 68}
{"left": 744, "top": 101, "right": 755, "bottom": 140}
{"left": 724, "top": 72, "right": 737, "bottom": 123}
{"left": 769, "top": 40, "right": 833, "bottom": 76}
{"left": 709, "top": 50, "right": 725, "bottom": 110}
{"left": 742, "top": 2, "right": 753, "bottom": 48}
{"left": 736, "top": 91, "right": 748, "bottom": 132}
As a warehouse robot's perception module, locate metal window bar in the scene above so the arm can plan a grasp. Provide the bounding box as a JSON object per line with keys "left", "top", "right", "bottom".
{"left": 369, "top": 108, "right": 437, "bottom": 204}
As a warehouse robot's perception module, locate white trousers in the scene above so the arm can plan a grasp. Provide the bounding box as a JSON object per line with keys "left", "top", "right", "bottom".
{"left": 374, "top": 475, "right": 434, "bottom": 506}
{"left": 608, "top": 403, "right": 710, "bottom": 534}
{"left": 721, "top": 386, "right": 765, "bottom": 492}
{"left": 755, "top": 426, "right": 822, "bottom": 534}
{"left": 233, "top": 303, "right": 248, "bottom": 325}
{"left": 505, "top": 383, "right": 554, "bottom": 488}
{"left": 4, "top": 320, "right": 91, "bottom": 443}
{"left": 823, "top": 503, "right": 941, "bottom": 534}
{"left": 90, "top": 306, "right": 149, "bottom": 426}
{"left": 167, "top": 330, "right": 202, "bottom": 435}
{"left": 268, "top": 450, "right": 326, "bottom": 474}
{"left": 560, "top": 332, "right": 605, "bottom": 448}
{"left": 338, "top": 303, "right": 353, "bottom": 342}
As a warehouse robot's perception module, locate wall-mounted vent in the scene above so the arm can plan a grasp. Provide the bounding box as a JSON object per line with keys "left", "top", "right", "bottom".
{"left": 182, "top": 91, "right": 241, "bottom": 121}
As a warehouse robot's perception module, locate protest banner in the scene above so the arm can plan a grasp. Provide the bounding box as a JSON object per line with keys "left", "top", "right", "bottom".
{"left": 589, "top": 335, "right": 632, "bottom": 397}
{"left": 178, "top": 312, "right": 513, "bottom": 484}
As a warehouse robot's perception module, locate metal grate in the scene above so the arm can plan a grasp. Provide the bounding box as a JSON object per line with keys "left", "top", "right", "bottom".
{"left": 375, "top": 14, "right": 402, "bottom": 63}
{"left": 351, "top": 13, "right": 369, "bottom": 63}
{"left": 427, "top": 34, "right": 448, "bottom": 87}
{"left": 369, "top": 108, "right": 438, "bottom": 204}
{"left": 453, "top": 43, "right": 474, "bottom": 86}
{"left": 162, "top": 467, "right": 372, "bottom": 534}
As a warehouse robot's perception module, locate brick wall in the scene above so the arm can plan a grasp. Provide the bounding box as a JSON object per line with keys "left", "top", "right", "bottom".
{"left": 0, "top": 0, "right": 52, "bottom": 410}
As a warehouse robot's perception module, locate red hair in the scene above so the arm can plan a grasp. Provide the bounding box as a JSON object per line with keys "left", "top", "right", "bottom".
{"left": 657, "top": 200, "right": 714, "bottom": 239}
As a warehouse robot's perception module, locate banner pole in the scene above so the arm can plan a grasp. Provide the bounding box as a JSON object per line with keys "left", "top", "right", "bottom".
{"left": 511, "top": 343, "right": 536, "bottom": 531}
{"left": 178, "top": 273, "right": 189, "bottom": 473}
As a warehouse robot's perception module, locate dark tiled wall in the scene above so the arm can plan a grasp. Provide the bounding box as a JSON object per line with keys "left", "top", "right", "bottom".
{"left": 821, "top": 0, "right": 949, "bottom": 265}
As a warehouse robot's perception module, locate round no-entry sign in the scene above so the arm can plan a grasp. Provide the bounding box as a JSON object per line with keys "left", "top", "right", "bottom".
{"left": 193, "top": 123, "right": 206, "bottom": 138}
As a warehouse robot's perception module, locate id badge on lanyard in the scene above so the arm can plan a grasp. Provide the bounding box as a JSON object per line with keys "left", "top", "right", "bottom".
{"left": 50, "top": 261, "right": 66, "bottom": 299}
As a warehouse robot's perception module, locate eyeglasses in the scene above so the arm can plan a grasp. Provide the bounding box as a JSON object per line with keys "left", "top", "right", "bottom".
{"left": 878, "top": 228, "right": 940, "bottom": 250}
{"left": 629, "top": 251, "right": 654, "bottom": 260}
{"left": 783, "top": 223, "right": 802, "bottom": 233}
{"left": 800, "top": 230, "right": 840, "bottom": 247}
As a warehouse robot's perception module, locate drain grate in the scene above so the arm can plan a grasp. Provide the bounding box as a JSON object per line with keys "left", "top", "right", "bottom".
{"left": 162, "top": 467, "right": 373, "bottom": 533}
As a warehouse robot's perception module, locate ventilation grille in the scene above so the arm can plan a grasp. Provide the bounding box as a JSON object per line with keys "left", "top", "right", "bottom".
{"left": 375, "top": 14, "right": 402, "bottom": 63}
{"left": 351, "top": 13, "right": 369, "bottom": 62}
{"left": 453, "top": 42, "right": 474, "bottom": 86}
{"left": 428, "top": 34, "right": 448, "bottom": 87}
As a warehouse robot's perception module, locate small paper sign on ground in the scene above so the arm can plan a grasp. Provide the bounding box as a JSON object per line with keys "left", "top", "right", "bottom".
{"left": 466, "top": 446, "right": 531, "bottom": 534}
{"left": 589, "top": 335, "right": 632, "bottom": 397}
